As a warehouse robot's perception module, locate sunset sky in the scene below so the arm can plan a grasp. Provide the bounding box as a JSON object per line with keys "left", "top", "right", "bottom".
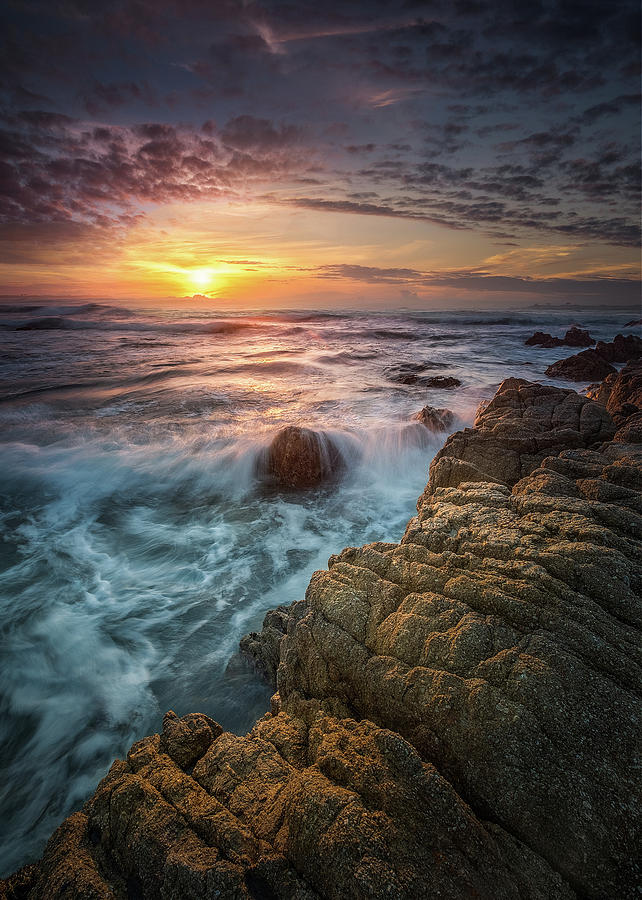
{"left": 1, "top": 0, "right": 640, "bottom": 307}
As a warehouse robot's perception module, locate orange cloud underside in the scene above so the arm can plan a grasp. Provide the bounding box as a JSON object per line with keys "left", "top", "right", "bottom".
{"left": 1, "top": 198, "right": 639, "bottom": 307}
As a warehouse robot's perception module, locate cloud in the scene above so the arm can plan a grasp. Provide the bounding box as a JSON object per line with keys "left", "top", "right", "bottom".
{"left": 81, "top": 81, "right": 156, "bottom": 116}
{"left": 310, "top": 262, "right": 641, "bottom": 303}
{"left": 574, "top": 93, "right": 641, "bottom": 125}
{"left": 276, "top": 196, "right": 468, "bottom": 230}
{"left": 0, "top": 112, "right": 311, "bottom": 226}
{"left": 0, "top": 0, "right": 639, "bottom": 259}
{"left": 220, "top": 115, "right": 303, "bottom": 151}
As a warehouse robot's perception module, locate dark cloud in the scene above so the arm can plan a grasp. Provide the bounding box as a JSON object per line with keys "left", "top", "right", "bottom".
{"left": 220, "top": 116, "right": 303, "bottom": 151}
{"left": 276, "top": 196, "right": 467, "bottom": 229}
{"left": 0, "top": 0, "right": 639, "bottom": 255}
{"left": 574, "top": 93, "right": 640, "bottom": 126}
{"left": 81, "top": 81, "right": 156, "bottom": 116}
{"left": 311, "top": 262, "right": 641, "bottom": 303}
{"left": 0, "top": 113, "right": 309, "bottom": 226}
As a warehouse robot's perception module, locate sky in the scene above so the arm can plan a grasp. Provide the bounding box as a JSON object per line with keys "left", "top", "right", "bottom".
{"left": 0, "top": 0, "right": 640, "bottom": 308}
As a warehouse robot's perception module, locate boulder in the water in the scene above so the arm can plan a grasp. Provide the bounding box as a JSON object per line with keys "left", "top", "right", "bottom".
{"left": 525, "top": 326, "right": 593, "bottom": 348}
{"left": 546, "top": 349, "right": 616, "bottom": 381}
{"left": 258, "top": 425, "right": 345, "bottom": 489}
{"left": 525, "top": 330, "right": 559, "bottom": 347}
{"left": 383, "top": 362, "right": 446, "bottom": 385}
{"left": 594, "top": 333, "right": 642, "bottom": 363}
{"left": 411, "top": 406, "right": 455, "bottom": 432}
{"left": 563, "top": 326, "right": 594, "bottom": 346}
{"left": 424, "top": 375, "right": 461, "bottom": 388}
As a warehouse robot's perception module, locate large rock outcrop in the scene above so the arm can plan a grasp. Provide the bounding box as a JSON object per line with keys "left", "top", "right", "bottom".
{"left": 427, "top": 377, "right": 614, "bottom": 491}
{"left": 3, "top": 379, "right": 640, "bottom": 900}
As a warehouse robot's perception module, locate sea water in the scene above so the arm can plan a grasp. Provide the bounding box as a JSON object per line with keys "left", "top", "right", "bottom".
{"left": 0, "top": 301, "right": 631, "bottom": 874}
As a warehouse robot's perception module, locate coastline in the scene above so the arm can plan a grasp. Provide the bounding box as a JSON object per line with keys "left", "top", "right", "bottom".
{"left": 3, "top": 364, "right": 640, "bottom": 899}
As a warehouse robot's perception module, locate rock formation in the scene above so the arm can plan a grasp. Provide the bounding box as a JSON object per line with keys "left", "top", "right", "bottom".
{"left": 256, "top": 426, "right": 346, "bottom": 490}
{"left": 411, "top": 405, "right": 455, "bottom": 432}
{"left": 524, "top": 326, "right": 593, "bottom": 348}
{"left": 428, "top": 378, "right": 614, "bottom": 490}
{"left": 239, "top": 606, "right": 290, "bottom": 684}
{"left": 545, "top": 333, "right": 641, "bottom": 382}
{"left": 545, "top": 348, "right": 616, "bottom": 381}
{"left": 586, "top": 360, "right": 642, "bottom": 421}
{"left": 3, "top": 378, "right": 640, "bottom": 900}
{"left": 423, "top": 375, "right": 461, "bottom": 388}
{"left": 383, "top": 363, "right": 460, "bottom": 387}
{"left": 594, "top": 332, "right": 642, "bottom": 363}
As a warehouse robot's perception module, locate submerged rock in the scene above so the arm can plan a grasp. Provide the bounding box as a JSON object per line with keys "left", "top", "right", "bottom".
{"left": 423, "top": 375, "right": 461, "bottom": 388}
{"left": 411, "top": 405, "right": 455, "bottom": 432}
{"left": 545, "top": 348, "right": 616, "bottom": 381}
{"left": 383, "top": 361, "right": 448, "bottom": 385}
{"left": 257, "top": 426, "right": 346, "bottom": 489}
{"left": 4, "top": 378, "right": 640, "bottom": 900}
{"left": 525, "top": 326, "right": 593, "bottom": 348}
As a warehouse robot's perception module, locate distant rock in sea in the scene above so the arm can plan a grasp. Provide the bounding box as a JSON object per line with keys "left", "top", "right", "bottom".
{"left": 546, "top": 349, "right": 616, "bottom": 380}
{"left": 524, "top": 326, "right": 594, "bottom": 348}
{"left": 3, "top": 377, "right": 640, "bottom": 900}
{"left": 16, "top": 316, "right": 67, "bottom": 331}
{"left": 546, "top": 332, "right": 642, "bottom": 381}
{"left": 383, "top": 361, "right": 448, "bottom": 385}
{"left": 594, "top": 332, "right": 642, "bottom": 362}
{"left": 423, "top": 375, "right": 461, "bottom": 388}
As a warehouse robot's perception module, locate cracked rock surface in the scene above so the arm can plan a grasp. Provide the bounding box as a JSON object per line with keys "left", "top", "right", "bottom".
{"left": 2, "top": 378, "right": 640, "bottom": 900}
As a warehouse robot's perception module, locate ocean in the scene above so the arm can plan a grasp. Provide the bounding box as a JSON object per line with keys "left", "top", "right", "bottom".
{"left": 0, "top": 301, "right": 632, "bottom": 875}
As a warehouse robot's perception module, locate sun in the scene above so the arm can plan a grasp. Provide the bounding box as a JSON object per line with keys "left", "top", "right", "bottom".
{"left": 188, "top": 268, "right": 214, "bottom": 290}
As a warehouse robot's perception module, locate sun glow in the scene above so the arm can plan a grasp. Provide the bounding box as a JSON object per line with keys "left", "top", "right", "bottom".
{"left": 188, "top": 268, "right": 215, "bottom": 290}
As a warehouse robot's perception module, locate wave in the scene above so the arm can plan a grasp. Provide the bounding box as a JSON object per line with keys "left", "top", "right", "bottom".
{"left": 7, "top": 315, "right": 270, "bottom": 336}
{"left": 0, "top": 301, "right": 136, "bottom": 319}
{"left": 315, "top": 350, "right": 379, "bottom": 364}
{"left": 364, "top": 329, "right": 423, "bottom": 340}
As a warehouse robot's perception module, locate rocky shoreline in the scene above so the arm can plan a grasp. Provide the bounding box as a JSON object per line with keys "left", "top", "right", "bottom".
{"left": 2, "top": 365, "right": 641, "bottom": 899}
